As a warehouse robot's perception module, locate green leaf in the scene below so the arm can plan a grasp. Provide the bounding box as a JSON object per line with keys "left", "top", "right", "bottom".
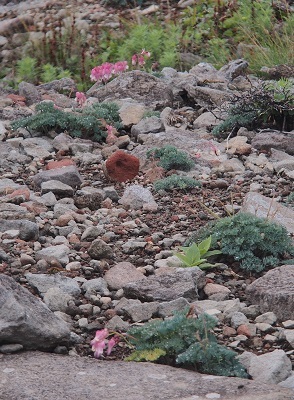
{"left": 198, "top": 236, "right": 212, "bottom": 257}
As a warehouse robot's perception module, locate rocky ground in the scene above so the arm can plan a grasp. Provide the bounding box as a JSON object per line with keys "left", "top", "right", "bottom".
{"left": 0, "top": 1, "right": 294, "bottom": 399}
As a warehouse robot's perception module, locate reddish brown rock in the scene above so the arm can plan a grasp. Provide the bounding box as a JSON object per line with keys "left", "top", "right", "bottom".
{"left": 46, "top": 159, "right": 75, "bottom": 170}
{"left": 8, "top": 188, "right": 30, "bottom": 202}
{"left": 105, "top": 150, "right": 140, "bottom": 183}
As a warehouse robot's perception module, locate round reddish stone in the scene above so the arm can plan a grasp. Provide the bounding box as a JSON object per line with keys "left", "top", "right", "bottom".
{"left": 105, "top": 150, "right": 140, "bottom": 183}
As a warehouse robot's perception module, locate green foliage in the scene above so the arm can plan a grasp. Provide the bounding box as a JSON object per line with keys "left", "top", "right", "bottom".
{"left": 11, "top": 101, "right": 122, "bottom": 142}
{"left": 117, "top": 23, "right": 181, "bottom": 69}
{"left": 147, "top": 145, "right": 194, "bottom": 171}
{"left": 187, "top": 212, "right": 294, "bottom": 273}
{"left": 175, "top": 236, "right": 222, "bottom": 269}
{"left": 40, "top": 64, "right": 71, "bottom": 83}
{"left": 154, "top": 175, "right": 201, "bottom": 192}
{"left": 213, "top": 79, "right": 294, "bottom": 136}
{"left": 127, "top": 309, "right": 248, "bottom": 378}
{"left": 15, "top": 57, "right": 38, "bottom": 84}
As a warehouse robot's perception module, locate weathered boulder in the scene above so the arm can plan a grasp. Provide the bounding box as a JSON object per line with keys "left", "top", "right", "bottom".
{"left": 87, "top": 70, "right": 174, "bottom": 109}
{"left": 251, "top": 131, "right": 294, "bottom": 155}
{"left": 32, "top": 165, "right": 83, "bottom": 188}
{"left": 123, "top": 267, "right": 206, "bottom": 302}
{"left": 246, "top": 265, "right": 294, "bottom": 320}
{"left": 0, "top": 275, "right": 70, "bottom": 350}
{"left": 241, "top": 192, "right": 294, "bottom": 234}
{"left": 1, "top": 351, "right": 293, "bottom": 400}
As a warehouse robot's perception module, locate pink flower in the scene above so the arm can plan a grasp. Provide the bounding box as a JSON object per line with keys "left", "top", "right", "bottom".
{"left": 131, "top": 49, "right": 151, "bottom": 68}
{"left": 141, "top": 49, "right": 151, "bottom": 58}
{"left": 75, "top": 92, "right": 87, "bottom": 107}
{"left": 91, "top": 328, "right": 109, "bottom": 358}
{"left": 113, "top": 61, "right": 129, "bottom": 74}
{"left": 107, "top": 335, "right": 120, "bottom": 355}
{"left": 105, "top": 124, "right": 117, "bottom": 144}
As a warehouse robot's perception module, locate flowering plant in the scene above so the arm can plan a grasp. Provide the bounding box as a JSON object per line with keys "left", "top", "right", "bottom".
{"left": 75, "top": 91, "right": 87, "bottom": 107}
{"left": 90, "top": 61, "right": 128, "bottom": 84}
{"left": 91, "top": 328, "right": 126, "bottom": 358}
{"left": 90, "top": 49, "right": 151, "bottom": 85}
{"left": 131, "top": 49, "right": 151, "bottom": 67}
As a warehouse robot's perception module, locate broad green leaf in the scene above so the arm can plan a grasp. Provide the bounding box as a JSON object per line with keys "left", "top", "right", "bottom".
{"left": 198, "top": 236, "right": 212, "bottom": 257}
{"left": 205, "top": 249, "right": 222, "bottom": 258}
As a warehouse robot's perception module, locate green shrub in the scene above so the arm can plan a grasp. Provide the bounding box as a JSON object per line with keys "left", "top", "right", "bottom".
{"left": 142, "top": 110, "right": 161, "bottom": 119}
{"left": 147, "top": 145, "right": 194, "bottom": 171}
{"left": 187, "top": 212, "right": 294, "bottom": 273}
{"left": 154, "top": 175, "right": 201, "bottom": 192}
{"left": 213, "top": 79, "right": 294, "bottom": 137}
{"left": 126, "top": 308, "right": 248, "bottom": 378}
{"left": 11, "top": 101, "right": 122, "bottom": 142}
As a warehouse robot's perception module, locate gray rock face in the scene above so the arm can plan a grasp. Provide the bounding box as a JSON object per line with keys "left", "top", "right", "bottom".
{"left": 35, "top": 244, "right": 70, "bottom": 266}
{"left": 241, "top": 192, "right": 294, "bottom": 234}
{"left": 116, "top": 298, "right": 159, "bottom": 322}
{"left": 119, "top": 184, "right": 158, "bottom": 211}
{"left": 32, "top": 165, "right": 83, "bottom": 188}
{"left": 0, "top": 275, "right": 70, "bottom": 350}
{"left": 38, "top": 78, "right": 78, "bottom": 96}
{"left": 123, "top": 267, "right": 206, "bottom": 302}
{"left": 0, "top": 203, "right": 34, "bottom": 220}
{"left": 1, "top": 351, "right": 293, "bottom": 400}
{"left": 41, "top": 180, "right": 74, "bottom": 197}
{"left": 87, "top": 238, "right": 113, "bottom": 260}
{"left": 87, "top": 70, "right": 174, "bottom": 109}
{"left": 239, "top": 349, "right": 292, "bottom": 384}
{"left": 74, "top": 186, "right": 105, "bottom": 210}
{"left": 252, "top": 131, "right": 294, "bottom": 155}
{"left": 0, "top": 219, "right": 38, "bottom": 241}
{"left": 246, "top": 265, "right": 294, "bottom": 320}
{"left": 18, "top": 81, "right": 41, "bottom": 106}
{"left": 131, "top": 116, "right": 164, "bottom": 137}
{"left": 20, "top": 137, "right": 53, "bottom": 158}
{"left": 104, "top": 261, "right": 146, "bottom": 290}
{"left": 25, "top": 273, "right": 81, "bottom": 298}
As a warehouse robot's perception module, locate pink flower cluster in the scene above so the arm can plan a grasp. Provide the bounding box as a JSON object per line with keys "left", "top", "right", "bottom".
{"left": 91, "top": 328, "right": 120, "bottom": 358}
{"left": 75, "top": 92, "right": 87, "bottom": 107}
{"left": 131, "top": 49, "right": 151, "bottom": 67}
{"left": 90, "top": 61, "right": 129, "bottom": 83}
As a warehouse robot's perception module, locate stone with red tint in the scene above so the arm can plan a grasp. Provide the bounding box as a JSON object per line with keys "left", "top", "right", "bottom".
{"left": 46, "top": 159, "right": 75, "bottom": 170}
{"left": 105, "top": 150, "right": 140, "bottom": 183}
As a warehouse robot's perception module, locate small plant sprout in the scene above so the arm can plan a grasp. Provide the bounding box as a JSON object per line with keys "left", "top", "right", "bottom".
{"left": 75, "top": 92, "right": 87, "bottom": 107}
{"left": 175, "top": 236, "right": 222, "bottom": 269}
{"left": 91, "top": 328, "right": 127, "bottom": 359}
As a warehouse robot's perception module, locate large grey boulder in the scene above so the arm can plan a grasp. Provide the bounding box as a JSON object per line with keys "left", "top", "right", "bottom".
{"left": 25, "top": 273, "right": 81, "bottom": 298}
{"left": 246, "top": 265, "right": 294, "bottom": 320}
{"left": 32, "top": 165, "right": 83, "bottom": 188}
{"left": 0, "top": 351, "right": 293, "bottom": 400}
{"left": 241, "top": 192, "right": 294, "bottom": 234}
{"left": 87, "top": 70, "right": 174, "bottom": 109}
{"left": 238, "top": 349, "right": 292, "bottom": 384}
{"left": 252, "top": 131, "right": 294, "bottom": 155}
{"left": 123, "top": 267, "right": 206, "bottom": 302}
{"left": 0, "top": 275, "right": 70, "bottom": 350}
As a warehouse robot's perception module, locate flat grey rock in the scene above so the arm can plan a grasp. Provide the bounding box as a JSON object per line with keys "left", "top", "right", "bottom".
{"left": 0, "top": 351, "right": 293, "bottom": 400}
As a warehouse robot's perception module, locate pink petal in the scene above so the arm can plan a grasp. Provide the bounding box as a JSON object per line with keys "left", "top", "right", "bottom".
{"left": 92, "top": 340, "right": 106, "bottom": 358}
